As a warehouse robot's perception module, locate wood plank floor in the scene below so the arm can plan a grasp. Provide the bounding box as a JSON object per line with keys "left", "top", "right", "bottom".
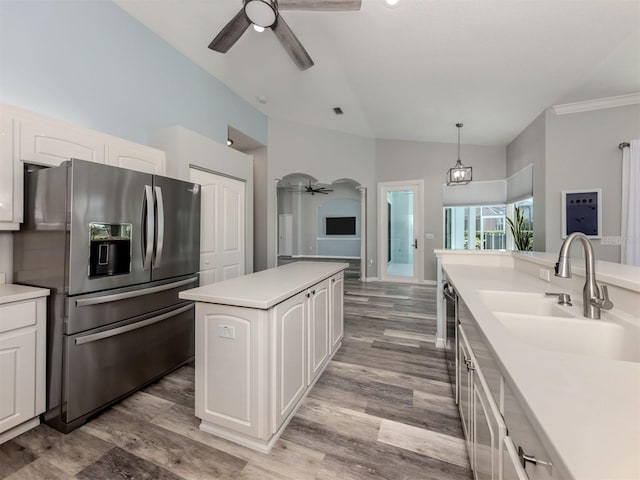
{"left": 0, "top": 277, "right": 472, "bottom": 480}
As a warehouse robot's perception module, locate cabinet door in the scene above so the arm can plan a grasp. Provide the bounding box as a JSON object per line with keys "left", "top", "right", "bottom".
{"left": 504, "top": 382, "right": 556, "bottom": 479}
{"left": 330, "top": 273, "right": 344, "bottom": 352}
{"left": 473, "top": 369, "right": 505, "bottom": 480}
{"left": 503, "top": 436, "right": 529, "bottom": 480}
{"left": 458, "top": 325, "right": 473, "bottom": 463}
{"left": 308, "top": 279, "right": 330, "bottom": 384}
{"left": 106, "top": 140, "right": 166, "bottom": 175}
{"left": 18, "top": 117, "right": 105, "bottom": 167}
{"left": 0, "top": 328, "right": 36, "bottom": 433}
{"left": 272, "top": 291, "right": 307, "bottom": 432}
{"left": 0, "top": 113, "right": 20, "bottom": 227}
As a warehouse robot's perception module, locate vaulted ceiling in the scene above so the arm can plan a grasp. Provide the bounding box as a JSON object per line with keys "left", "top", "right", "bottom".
{"left": 116, "top": 0, "right": 640, "bottom": 146}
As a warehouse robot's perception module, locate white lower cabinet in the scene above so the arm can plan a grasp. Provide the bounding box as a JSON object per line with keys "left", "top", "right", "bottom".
{"left": 273, "top": 291, "right": 308, "bottom": 430}
{"left": 0, "top": 292, "right": 48, "bottom": 443}
{"left": 503, "top": 381, "right": 557, "bottom": 479}
{"left": 458, "top": 325, "right": 506, "bottom": 480}
{"left": 330, "top": 273, "right": 344, "bottom": 351}
{"left": 472, "top": 367, "right": 505, "bottom": 480}
{"left": 456, "top": 309, "right": 561, "bottom": 480}
{"left": 194, "top": 270, "right": 344, "bottom": 453}
{"left": 308, "top": 278, "right": 330, "bottom": 385}
{"left": 503, "top": 436, "right": 530, "bottom": 480}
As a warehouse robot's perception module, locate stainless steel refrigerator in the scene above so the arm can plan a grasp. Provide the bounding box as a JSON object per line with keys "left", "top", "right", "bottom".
{"left": 13, "top": 159, "right": 201, "bottom": 432}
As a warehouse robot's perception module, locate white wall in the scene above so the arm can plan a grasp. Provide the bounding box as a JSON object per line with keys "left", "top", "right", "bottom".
{"left": 267, "top": 118, "right": 376, "bottom": 275}
{"left": 375, "top": 139, "right": 507, "bottom": 281}
{"left": 0, "top": 1, "right": 266, "bottom": 282}
{"left": 506, "top": 112, "right": 546, "bottom": 251}
{"left": 544, "top": 104, "right": 640, "bottom": 262}
{"left": 251, "top": 146, "right": 269, "bottom": 272}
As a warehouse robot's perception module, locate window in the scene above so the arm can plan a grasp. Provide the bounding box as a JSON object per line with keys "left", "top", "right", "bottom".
{"left": 506, "top": 197, "right": 534, "bottom": 250}
{"left": 444, "top": 205, "right": 506, "bottom": 250}
{"left": 444, "top": 198, "right": 533, "bottom": 251}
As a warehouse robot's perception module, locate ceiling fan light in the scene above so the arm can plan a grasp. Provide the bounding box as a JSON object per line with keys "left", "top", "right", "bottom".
{"left": 244, "top": 0, "right": 277, "bottom": 28}
{"left": 253, "top": 24, "right": 265, "bottom": 32}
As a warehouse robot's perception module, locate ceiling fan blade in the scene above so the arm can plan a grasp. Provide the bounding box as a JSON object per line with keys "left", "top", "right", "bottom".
{"left": 271, "top": 15, "right": 314, "bottom": 70}
{"left": 278, "top": 0, "right": 361, "bottom": 11}
{"left": 208, "top": 8, "right": 251, "bottom": 53}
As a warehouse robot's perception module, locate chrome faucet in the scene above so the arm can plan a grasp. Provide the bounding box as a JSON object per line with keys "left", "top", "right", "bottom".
{"left": 555, "top": 232, "right": 613, "bottom": 319}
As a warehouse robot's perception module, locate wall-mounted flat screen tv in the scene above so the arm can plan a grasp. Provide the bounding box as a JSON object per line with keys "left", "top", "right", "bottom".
{"left": 326, "top": 216, "right": 356, "bottom": 235}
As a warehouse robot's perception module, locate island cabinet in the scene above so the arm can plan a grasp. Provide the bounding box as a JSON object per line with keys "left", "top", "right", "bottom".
{"left": 180, "top": 262, "right": 347, "bottom": 453}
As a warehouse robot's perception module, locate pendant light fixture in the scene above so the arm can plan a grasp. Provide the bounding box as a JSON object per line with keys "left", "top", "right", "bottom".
{"left": 447, "top": 123, "right": 472, "bottom": 186}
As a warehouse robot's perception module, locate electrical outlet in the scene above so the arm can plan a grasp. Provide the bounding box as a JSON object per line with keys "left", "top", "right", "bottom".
{"left": 218, "top": 325, "right": 235, "bottom": 339}
{"left": 539, "top": 268, "right": 551, "bottom": 282}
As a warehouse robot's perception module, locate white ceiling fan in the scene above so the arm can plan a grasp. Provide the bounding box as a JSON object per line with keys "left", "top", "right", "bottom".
{"left": 208, "top": 0, "right": 362, "bottom": 71}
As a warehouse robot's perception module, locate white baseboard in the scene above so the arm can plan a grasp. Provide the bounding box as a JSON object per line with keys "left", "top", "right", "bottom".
{"left": 0, "top": 417, "right": 40, "bottom": 444}
{"left": 423, "top": 280, "right": 437, "bottom": 286}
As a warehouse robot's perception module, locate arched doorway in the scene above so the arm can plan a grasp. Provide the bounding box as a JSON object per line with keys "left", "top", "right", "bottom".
{"left": 276, "top": 174, "right": 365, "bottom": 279}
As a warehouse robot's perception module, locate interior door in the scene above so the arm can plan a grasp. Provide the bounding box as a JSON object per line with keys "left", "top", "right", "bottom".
{"left": 189, "top": 168, "right": 245, "bottom": 286}
{"left": 378, "top": 180, "right": 424, "bottom": 283}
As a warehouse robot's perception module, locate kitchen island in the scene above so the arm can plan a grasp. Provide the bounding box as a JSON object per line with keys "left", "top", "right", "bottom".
{"left": 179, "top": 261, "right": 347, "bottom": 452}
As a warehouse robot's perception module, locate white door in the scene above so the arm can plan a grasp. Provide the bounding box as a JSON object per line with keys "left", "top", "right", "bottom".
{"left": 189, "top": 168, "right": 245, "bottom": 286}
{"left": 378, "top": 180, "right": 424, "bottom": 283}
{"left": 278, "top": 214, "right": 293, "bottom": 256}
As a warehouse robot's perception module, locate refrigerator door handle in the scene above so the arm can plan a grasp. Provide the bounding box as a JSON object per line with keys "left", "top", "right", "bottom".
{"left": 142, "top": 185, "right": 154, "bottom": 271}
{"left": 154, "top": 186, "right": 165, "bottom": 268}
{"left": 74, "top": 303, "right": 194, "bottom": 345}
{"left": 74, "top": 276, "right": 199, "bottom": 307}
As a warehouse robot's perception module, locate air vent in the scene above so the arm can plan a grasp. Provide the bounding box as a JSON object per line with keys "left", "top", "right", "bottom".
{"left": 333, "top": 107, "right": 344, "bottom": 115}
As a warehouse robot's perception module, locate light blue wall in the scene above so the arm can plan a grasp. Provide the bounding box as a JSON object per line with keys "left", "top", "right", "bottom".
{"left": 0, "top": 0, "right": 266, "bottom": 146}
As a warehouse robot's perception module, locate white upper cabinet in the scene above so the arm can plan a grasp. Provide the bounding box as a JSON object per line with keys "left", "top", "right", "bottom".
{"left": 106, "top": 140, "right": 165, "bottom": 175}
{"left": 0, "top": 113, "right": 20, "bottom": 229}
{"left": 17, "top": 115, "right": 105, "bottom": 167}
{"left": 0, "top": 103, "right": 167, "bottom": 231}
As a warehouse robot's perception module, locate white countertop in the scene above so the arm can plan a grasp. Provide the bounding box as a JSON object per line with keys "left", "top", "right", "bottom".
{"left": 443, "top": 263, "right": 640, "bottom": 480}
{"left": 179, "top": 262, "right": 348, "bottom": 309}
{"left": 0, "top": 283, "right": 50, "bottom": 305}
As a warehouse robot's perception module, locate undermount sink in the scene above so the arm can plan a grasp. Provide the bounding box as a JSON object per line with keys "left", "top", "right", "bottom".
{"left": 478, "top": 290, "right": 575, "bottom": 318}
{"left": 493, "top": 312, "right": 640, "bottom": 363}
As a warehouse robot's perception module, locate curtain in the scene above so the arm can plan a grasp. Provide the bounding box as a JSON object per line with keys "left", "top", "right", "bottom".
{"left": 621, "top": 139, "right": 640, "bottom": 266}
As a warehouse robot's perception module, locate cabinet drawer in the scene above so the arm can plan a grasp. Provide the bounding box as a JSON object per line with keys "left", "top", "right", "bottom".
{"left": 503, "top": 381, "right": 557, "bottom": 479}
{"left": 0, "top": 300, "right": 36, "bottom": 333}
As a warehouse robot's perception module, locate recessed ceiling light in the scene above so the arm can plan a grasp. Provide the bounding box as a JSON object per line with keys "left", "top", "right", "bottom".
{"left": 384, "top": 0, "right": 399, "bottom": 7}
{"left": 253, "top": 24, "right": 265, "bottom": 33}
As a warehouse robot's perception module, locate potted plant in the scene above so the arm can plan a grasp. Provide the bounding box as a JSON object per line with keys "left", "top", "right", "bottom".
{"left": 507, "top": 206, "right": 532, "bottom": 251}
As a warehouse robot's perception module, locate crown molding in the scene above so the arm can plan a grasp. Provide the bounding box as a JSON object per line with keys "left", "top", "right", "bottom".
{"left": 552, "top": 92, "right": 640, "bottom": 115}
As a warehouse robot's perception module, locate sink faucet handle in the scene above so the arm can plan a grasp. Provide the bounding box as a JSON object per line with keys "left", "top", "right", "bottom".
{"left": 590, "top": 285, "right": 614, "bottom": 311}
{"left": 544, "top": 292, "right": 572, "bottom": 305}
